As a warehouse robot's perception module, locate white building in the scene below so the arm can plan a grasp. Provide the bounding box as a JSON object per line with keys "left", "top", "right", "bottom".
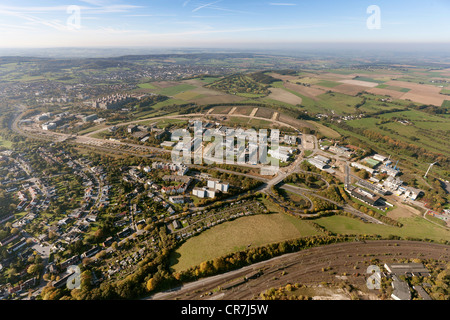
{"left": 308, "top": 158, "right": 327, "bottom": 170}
{"left": 268, "top": 147, "right": 293, "bottom": 162}
{"left": 373, "top": 154, "right": 388, "bottom": 162}
{"left": 329, "top": 145, "right": 352, "bottom": 158}
{"left": 314, "top": 155, "right": 330, "bottom": 164}
{"left": 403, "top": 186, "right": 423, "bottom": 201}
{"left": 192, "top": 187, "right": 216, "bottom": 199}
{"left": 380, "top": 165, "right": 400, "bottom": 177}
{"left": 383, "top": 176, "right": 403, "bottom": 191}
{"left": 351, "top": 162, "right": 375, "bottom": 175}
{"left": 169, "top": 196, "right": 187, "bottom": 204}
{"left": 207, "top": 179, "right": 229, "bottom": 192}
{"left": 42, "top": 123, "right": 57, "bottom": 131}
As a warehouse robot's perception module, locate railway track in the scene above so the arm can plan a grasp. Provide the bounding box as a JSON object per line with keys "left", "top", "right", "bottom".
{"left": 149, "top": 240, "right": 450, "bottom": 300}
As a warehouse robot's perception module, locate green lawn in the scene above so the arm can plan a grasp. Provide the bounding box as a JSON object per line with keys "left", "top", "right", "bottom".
{"left": 170, "top": 213, "right": 321, "bottom": 272}
{"left": 0, "top": 137, "right": 13, "bottom": 149}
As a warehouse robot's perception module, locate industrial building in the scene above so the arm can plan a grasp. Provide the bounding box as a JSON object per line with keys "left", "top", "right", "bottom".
{"left": 384, "top": 263, "right": 430, "bottom": 277}
{"left": 268, "top": 147, "right": 293, "bottom": 162}
{"left": 364, "top": 157, "right": 381, "bottom": 168}
{"left": 314, "top": 155, "right": 331, "bottom": 164}
{"left": 83, "top": 114, "right": 98, "bottom": 123}
{"left": 348, "top": 186, "right": 381, "bottom": 207}
{"left": 373, "top": 154, "right": 388, "bottom": 162}
{"left": 329, "top": 145, "right": 352, "bottom": 158}
{"left": 350, "top": 162, "right": 375, "bottom": 175}
{"left": 42, "top": 123, "right": 57, "bottom": 131}
{"left": 391, "top": 275, "right": 411, "bottom": 300}
{"left": 380, "top": 166, "right": 400, "bottom": 177}
{"left": 356, "top": 179, "right": 387, "bottom": 196}
{"left": 308, "top": 158, "right": 327, "bottom": 170}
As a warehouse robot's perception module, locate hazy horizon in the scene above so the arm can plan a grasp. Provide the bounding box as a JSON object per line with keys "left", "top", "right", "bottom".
{"left": 1, "top": 42, "right": 450, "bottom": 60}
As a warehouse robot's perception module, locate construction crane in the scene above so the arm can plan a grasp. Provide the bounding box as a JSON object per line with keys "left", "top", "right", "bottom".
{"left": 424, "top": 162, "right": 437, "bottom": 178}
{"left": 393, "top": 160, "right": 399, "bottom": 171}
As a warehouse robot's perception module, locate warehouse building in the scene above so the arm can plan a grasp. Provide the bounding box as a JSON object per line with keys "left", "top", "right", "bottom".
{"left": 348, "top": 186, "right": 381, "bottom": 207}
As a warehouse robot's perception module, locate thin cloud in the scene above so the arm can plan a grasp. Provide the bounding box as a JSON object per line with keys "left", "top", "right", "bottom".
{"left": 269, "top": 3, "right": 297, "bottom": 6}
{"left": 0, "top": 9, "right": 70, "bottom": 31}
{"left": 0, "top": 4, "right": 142, "bottom": 14}
{"left": 125, "top": 14, "right": 177, "bottom": 17}
{"left": 192, "top": 0, "right": 223, "bottom": 13}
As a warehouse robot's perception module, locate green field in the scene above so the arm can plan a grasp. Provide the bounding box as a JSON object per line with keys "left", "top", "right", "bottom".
{"left": 442, "top": 100, "right": 450, "bottom": 108}
{"left": 197, "top": 77, "right": 222, "bottom": 84}
{"left": 306, "top": 121, "right": 341, "bottom": 139}
{"left": 170, "top": 213, "right": 321, "bottom": 272}
{"left": 316, "top": 80, "right": 341, "bottom": 88}
{"left": 170, "top": 212, "right": 450, "bottom": 273}
{"left": 353, "top": 76, "right": 386, "bottom": 84}
{"left": 345, "top": 110, "right": 450, "bottom": 156}
{"left": 174, "top": 90, "right": 205, "bottom": 101}
{"left": 157, "top": 84, "right": 197, "bottom": 96}
{"left": 376, "top": 84, "right": 410, "bottom": 92}
{"left": 137, "top": 83, "right": 158, "bottom": 89}
{"left": 315, "top": 215, "right": 450, "bottom": 242}
{"left": 316, "top": 92, "right": 364, "bottom": 115}
{"left": 326, "top": 69, "right": 377, "bottom": 75}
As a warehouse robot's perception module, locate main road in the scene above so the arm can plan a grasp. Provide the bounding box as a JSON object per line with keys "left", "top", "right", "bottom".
{"left": 11, "top": 109, "right": 383, "bottom": 224}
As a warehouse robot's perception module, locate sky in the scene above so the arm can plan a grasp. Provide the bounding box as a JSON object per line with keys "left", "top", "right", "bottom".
{"left": 0, "top": 0, "right": 449, "bottom": 49}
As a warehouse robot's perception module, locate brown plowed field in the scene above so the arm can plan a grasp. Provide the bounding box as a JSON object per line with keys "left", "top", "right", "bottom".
{"left": 150, "top": 240, "right": 449, "bottom": 300}
{"left": 331, "top": 84, "right": 367, "bottom": 96}
{"left": 284, "top": 82, "right": 325, "bottom": 100}
{"left": 268, "top": 88, "right": 303, "bottom": 105}
{"left": 367, "top": 87, "right": 406, "bottom": 99}
{"left": 384, "top": 80, "right": 445, "bottom": 106}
